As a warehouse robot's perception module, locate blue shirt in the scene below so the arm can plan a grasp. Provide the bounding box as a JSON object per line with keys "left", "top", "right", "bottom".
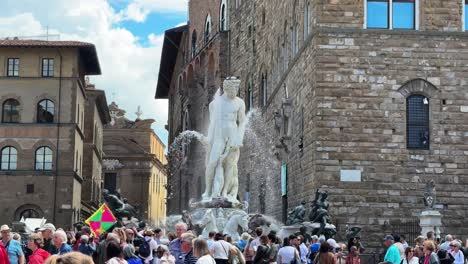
{"left": 169, "top": 238, "right": 183, "bottom": 264}
{"left": 4, "top": 239, "right": 24, "bottom": 264}
{"left": 59, "top": 243, "right": 73, "bottom": 255}
{"left": 384, "top": 244, "right": 401, "bottom": 264}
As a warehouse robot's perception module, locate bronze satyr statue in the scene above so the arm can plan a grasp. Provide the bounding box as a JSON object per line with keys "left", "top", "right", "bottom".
{"left": 286, "top": 201, "right": 306, "bottom": 225}
{"left": 309, "top": 189, "right": 334, "bottom": 237}
{"left": 102, "top": 189, "right": 139, "bottom": 221}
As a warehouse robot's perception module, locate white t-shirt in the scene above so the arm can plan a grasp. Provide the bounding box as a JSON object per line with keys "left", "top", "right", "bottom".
{"left": 249, "top": 237, "right": 260, "bottom": 254}
{"left": 402, "top": 257, "right": 419, "bottom": 264}
{"left": 212, "top": 240, "right": 232, "bottom": 260}
{"left": 196, "top": 255, "right": 216, "bottom": 264}
{"left": 394, "top": 242, "right": 405, "bottom": 260}
{"left": 277, "top": 246, "right": 297, "bottom": 264}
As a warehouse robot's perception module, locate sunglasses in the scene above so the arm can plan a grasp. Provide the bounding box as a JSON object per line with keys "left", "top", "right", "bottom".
{"left": 450, "top": 245, "right": 456, "bottom": 248}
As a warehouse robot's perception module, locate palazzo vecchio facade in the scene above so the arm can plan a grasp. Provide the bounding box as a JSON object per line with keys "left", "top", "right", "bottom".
{"left": 157, "top": 0, "right": 468, "bottom": 246}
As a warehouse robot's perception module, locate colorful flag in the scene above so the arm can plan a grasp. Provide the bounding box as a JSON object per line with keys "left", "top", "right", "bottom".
{"left": 85, "top": 203, "right": 117, "bottom": 237}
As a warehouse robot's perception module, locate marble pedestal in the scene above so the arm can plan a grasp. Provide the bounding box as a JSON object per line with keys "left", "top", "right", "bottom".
{"left": 419, "top": 210, "right": 442, "bottom": 237}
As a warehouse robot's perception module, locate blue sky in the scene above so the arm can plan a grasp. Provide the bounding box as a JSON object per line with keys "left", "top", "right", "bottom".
{"left": 0, "top": 0, "right": 189, "bottom": 146}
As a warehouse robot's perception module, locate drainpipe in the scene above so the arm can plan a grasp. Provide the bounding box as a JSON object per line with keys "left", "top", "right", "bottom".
{"left": 52, "top": 49, "right": 63, "bottom": 224}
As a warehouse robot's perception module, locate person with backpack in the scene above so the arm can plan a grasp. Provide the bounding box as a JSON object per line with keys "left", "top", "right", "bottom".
{"left": 253, "top": 236, "right": 271, "bottom": 264}
{"left": 139, "top": 230, "right": 158, "bottom": 264}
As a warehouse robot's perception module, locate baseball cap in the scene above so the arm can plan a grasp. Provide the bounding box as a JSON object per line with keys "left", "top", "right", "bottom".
{"left": 38, "top": 223, "right": 56, "bottom": 231}
{"left": 384, "top": 235, "right": 394, "bottom": 241}
{"left": 327, "top": 238, "right": 340, "bottom": 248}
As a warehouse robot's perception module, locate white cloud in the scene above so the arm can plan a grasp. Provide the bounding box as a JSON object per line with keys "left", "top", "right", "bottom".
{"left": 0, "top": 0, "right": 174, "bottom": 144}
{"left": 121, "top": 0, "right": 188, "bottom": 22}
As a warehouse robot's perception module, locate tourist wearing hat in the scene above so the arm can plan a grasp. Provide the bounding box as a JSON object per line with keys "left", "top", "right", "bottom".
{"left": 1, "top": 225, "right": 25, "bottom": 264}
{"left": 378, "top": 235, "right": 401, "bottom": 264}
{"left": 38, "top": 223, "right": 58, "bottom": 255}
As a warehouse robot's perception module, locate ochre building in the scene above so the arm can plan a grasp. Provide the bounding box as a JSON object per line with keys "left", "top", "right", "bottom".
{"left": 102, "top": 102, "right": 167, "bottom": 225}
{"left": 0, "top": 40, "right": 101, "bottom": 228}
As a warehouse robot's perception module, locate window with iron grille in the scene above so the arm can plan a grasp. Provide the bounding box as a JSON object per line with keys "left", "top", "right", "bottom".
{"left": 407, "top": 95, "right": 429, "bottom": 149}
{"left": 7, "top": 58, "right": 19, "bottom": 77}
{"left": 42, "top": 58, "right": 54, "bottom": 77}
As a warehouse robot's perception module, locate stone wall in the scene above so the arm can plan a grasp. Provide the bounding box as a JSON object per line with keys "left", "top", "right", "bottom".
{"left": 162, "top": 0, "right": 468, "bottom": 246}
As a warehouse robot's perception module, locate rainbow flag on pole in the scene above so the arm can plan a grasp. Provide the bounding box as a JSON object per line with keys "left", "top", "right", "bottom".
{"left": 85, "top": 203, "right": 117, "bottom": 237}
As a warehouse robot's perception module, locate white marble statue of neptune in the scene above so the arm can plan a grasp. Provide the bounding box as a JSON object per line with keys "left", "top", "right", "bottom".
{"left": 201, "top": 77, "right": 246, "bottom": 203}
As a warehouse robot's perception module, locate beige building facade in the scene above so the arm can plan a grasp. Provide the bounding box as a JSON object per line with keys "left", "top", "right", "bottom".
{"left": 0, "top": 40, "right": 101, "bottom": 228}
{"left": 102, "top": 103, "right": 167, "bottom": 225}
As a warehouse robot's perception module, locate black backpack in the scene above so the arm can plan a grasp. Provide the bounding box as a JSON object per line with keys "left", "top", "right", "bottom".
{"left": 139, "top": 239, "right": 151, "bottom": 258}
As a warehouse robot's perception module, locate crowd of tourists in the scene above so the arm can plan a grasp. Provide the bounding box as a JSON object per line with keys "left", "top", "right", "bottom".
{"left": 379, "top": 232, "right": 468, "bottom": 264}
{"left": 1, "top": 222, "right": 467, "bottom": 264}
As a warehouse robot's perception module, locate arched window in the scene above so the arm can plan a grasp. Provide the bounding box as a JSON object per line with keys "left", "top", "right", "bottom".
{"left": 220, "top": 1, "right": 227, "bottom": 31}
{"left": 407, "top": 95, "right": 430, "bottom": 149}
{"left": 37, "top": 99, "right": 55, "bottom": 123}
{"left": 283, "top": 22, "right": 289, "bottom": 71}
{"left": 292, "top": 1, "right": 299, "bottom": 56}
{"left": 35, "top": 146, "right": 53, "bottom": 171}
{"left": 191, "top": 30, "right": 197, "bottom": 58}
{"left": 304, "top": 1, "right": 311, "bottom": 37}
{"left": 2, "top": 99, "right": 20, "bottom": 123}
{"left": 261, "top": 73, "right": 268, "bottom": 107}
{"left": 292, "top": 23, "right": 298, "bottom": 56}
{"left": 246, "top": 81, "right": 253, "bottom": 111}
{"left": 205, "top": 14, "right": 212, "bottom": 44}
{"left": 1, "top": 146, "right": 17, "bottom": 170}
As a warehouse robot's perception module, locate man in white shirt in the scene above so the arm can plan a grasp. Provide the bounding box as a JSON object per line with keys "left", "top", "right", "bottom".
{"left": 393, "top": 234, "right": 405, "bottom": 261}
{"left": 277, "top": 235, "right": 300, "bottom": 264}
{"left": 297, "top": 236, "right": 308, "bottom": 264}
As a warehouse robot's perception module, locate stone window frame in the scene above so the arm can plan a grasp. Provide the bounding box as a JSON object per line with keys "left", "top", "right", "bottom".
{"left": 260, "top": 72, "right": 268, "bottom": 107}
{"left": 364, "top": 0, "right": 420, "bottom": 30}
{"left": 397, "top": 79, "right": 438, "bottom": 150}
{"left": 34, "top": 145, "right": 54, "bottom": 171}
{"left": 0, "top": 145, "right": 18, "bottom": 171}
{"left": 291, "top": 0, "right": 300, "bottom": 57}
{"left": 463, "top": 0, "right": 467, "bottom": 31}
{"left": 304, "top": 1, "right": 311, "bottom": 38}
{"left": 1, "top": 96, "right": 22, "bottom": 123}
{"left": 36, "top": 98, "right": 56, "bottom": 124}
{"left": 191, "top": 30, "right": 197, "bottom": 58}
{"left": 204, "top": 14, "right": 212, "bottom": 45}
{"left": 6, "top": 58, "right": 19, "bottom": 77}
{"left": 41, "top": 58, "right": 54, "bottom": 77}
{"left": 219, "top": 0, "right": 228, "bottom": 32}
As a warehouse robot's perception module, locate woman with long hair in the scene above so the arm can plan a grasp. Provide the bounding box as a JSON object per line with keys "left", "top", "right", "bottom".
{"left": 193, "top": 238, "right": 216, "bottom": 264}
{"left": 402, "top": 247, "right": 419, "bottom": 264}
{"left": 314, "top": 242, "right": 337, "bottom": 264}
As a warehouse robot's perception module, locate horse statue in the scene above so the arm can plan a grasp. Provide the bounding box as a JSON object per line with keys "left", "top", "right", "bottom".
{"left": 199, "top": 209, "right": 219, "bottom": 238}
{"left": 223, "top": 211, "right": 249, "bottom": 241}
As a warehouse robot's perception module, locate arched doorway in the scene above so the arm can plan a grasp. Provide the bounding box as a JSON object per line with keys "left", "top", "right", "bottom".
{"left": 14, "top": 204, "right": 44, "bottom": 220}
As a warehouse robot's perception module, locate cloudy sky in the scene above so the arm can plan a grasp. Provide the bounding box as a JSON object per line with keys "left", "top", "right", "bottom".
{"left": 0, "top": 0, "right": 189, "bottom": 146}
